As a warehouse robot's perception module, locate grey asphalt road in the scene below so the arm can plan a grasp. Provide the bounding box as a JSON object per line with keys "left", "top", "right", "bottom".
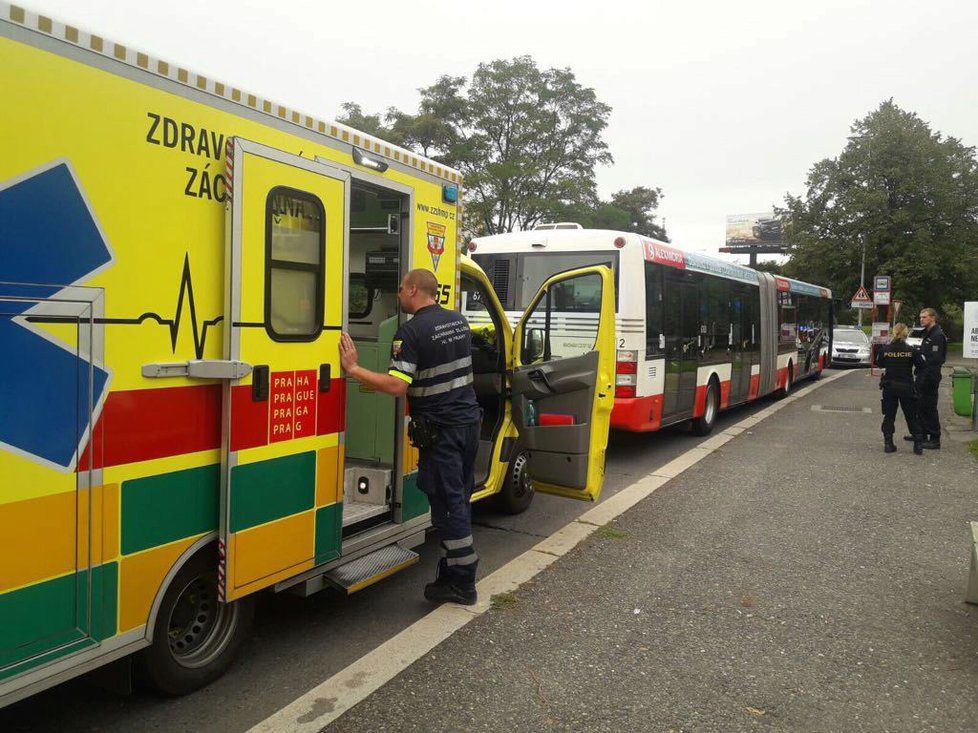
{"left": 320, "top": 370, "right": 978, "bottom": 733}
{"left": 1, "top": 369, "right": 892, "bottom": 732}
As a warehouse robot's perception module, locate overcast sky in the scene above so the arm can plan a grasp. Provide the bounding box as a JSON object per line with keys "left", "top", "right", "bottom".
{"left": 26, "top": 0, "right": 978, "bottom": 260}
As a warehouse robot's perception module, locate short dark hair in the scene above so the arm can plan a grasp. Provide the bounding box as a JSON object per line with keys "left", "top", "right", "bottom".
{"left": 404, "top": 268, "right": 438, "bottom": 298}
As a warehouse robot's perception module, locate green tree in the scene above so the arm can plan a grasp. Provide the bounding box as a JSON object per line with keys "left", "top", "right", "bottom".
{"left": 335, "top": 102, "right": 399, "bottom": 143}
{"left": 343, "top": 57, "right": 614, "bottom": 235}
{"left": 429, "top": 57, "right": 614, "bottom": 234}
{"left": 547, "top": 186, "right": 668, "bottom": 240}
{"left": 753, "top": 259, "right": 785, "bottom": 275}
{"left": 781, "top": 100, "right": 978, "bottom": 334}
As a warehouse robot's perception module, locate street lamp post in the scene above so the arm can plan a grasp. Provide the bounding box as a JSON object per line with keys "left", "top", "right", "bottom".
{"left": 857, "top": 235, "right": 867, "bottom": 327}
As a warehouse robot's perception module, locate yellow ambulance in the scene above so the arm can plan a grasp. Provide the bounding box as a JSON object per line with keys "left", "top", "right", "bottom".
{"left": 0, "top": 3, "right": 616, "bottom": 705}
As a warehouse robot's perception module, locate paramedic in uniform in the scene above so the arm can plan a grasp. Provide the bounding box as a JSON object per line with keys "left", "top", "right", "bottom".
{"left": 879, "top": 323, "right": 922, "bottom": 455}
{"left": 339, "top": 268, "right": 481, "bottom": 605}
{"left": 906, "top": 307, "right": 947, "bottom": 450}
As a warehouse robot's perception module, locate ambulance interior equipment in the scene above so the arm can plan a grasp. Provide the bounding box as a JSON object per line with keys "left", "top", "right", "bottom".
{"left": 343, "top": 182, "right": 405, "bottom": 530}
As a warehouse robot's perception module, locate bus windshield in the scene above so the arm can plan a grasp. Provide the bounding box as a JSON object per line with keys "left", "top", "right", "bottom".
{"left": 473, "top": 250, "right": 619, "bottom": 310}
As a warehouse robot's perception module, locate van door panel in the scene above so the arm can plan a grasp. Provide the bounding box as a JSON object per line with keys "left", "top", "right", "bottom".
{"left": 511, "top": 266, "right": 615, "bottom": 502}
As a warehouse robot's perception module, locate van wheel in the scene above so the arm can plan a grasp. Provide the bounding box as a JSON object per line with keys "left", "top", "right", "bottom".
{"left": 495, "top": 450, "right": 534, "bottom": 515}
{"left": 137, "top": 549, "right": 254, "bottom": 696}
{"left": 692, "top": 380, "right": 720, "bottom": 436}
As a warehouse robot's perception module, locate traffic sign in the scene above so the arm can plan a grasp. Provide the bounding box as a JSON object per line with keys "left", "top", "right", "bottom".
{"left": 874, "top": 290, "right": 891, "bottom": 306}
{"left": 874, "top": 275, "right": 891, "bottom": 292}
{"left": 850, "top": 286, "right": 872, "bottom": 309}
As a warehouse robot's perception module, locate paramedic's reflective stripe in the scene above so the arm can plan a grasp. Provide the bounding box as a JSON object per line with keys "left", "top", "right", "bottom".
{"left": 443, "top": 535, "right": 473, "bottom": 550}
{"left": 390, "top": 360, "right": 417, "bottom": 375}
{"left": 439, "top": 535, "right": 478, "bottom": 566}
{"left": 416, "top": 355, "right": 472, "bottom": 381}
{"left": 407, "top": 374, "right": 473, "bottom": 398}
{"left": 389, "top": 369, "right": 413, "bottom": 384}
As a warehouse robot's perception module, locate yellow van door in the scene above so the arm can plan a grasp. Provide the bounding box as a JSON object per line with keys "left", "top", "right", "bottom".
{"left": 510, "top": 265, "right": 616, "bottom": 502}
{"left": 219, "top": 138, "right": 348, "bottom": 602}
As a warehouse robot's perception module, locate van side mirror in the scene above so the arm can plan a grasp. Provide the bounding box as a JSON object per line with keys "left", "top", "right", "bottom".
{"left": 524, "top": 327, "right": 546, "bottom": 363}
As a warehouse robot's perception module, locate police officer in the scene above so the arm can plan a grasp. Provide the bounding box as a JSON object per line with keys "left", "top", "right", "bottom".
{"left": 905, "top": 307, "right": 947, "bottom": 450}
{"left": 338, "top": 268, "right": 481, "bottom": 605}
{"left": 879, "top": 323, "right": 923, "bottom": 455}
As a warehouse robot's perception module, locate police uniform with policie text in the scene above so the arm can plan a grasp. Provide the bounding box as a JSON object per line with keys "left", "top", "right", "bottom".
{"left": 878, "top": 339, "right": 922, "bottom": 454}
{"left": 388, "top": 303, "right": 482, "bottom": 602}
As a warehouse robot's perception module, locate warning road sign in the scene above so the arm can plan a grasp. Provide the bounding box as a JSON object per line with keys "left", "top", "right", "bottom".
{"left": 850, "top": 286, "right": 872, "bottom": 309}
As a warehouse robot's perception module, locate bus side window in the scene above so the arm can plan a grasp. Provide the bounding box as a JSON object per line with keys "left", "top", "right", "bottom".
{"left": 644, "top": 262, "right": 663, "bottom": 358}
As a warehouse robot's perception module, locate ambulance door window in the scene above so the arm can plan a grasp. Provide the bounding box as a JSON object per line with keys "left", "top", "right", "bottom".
{"left": 265, "top": 186, "right": 325, "bottom": 340}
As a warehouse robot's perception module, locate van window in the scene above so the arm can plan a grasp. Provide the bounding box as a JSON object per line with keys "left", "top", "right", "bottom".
{"left": 521, "top": 272, "right": 602, "bottom": 362}
{"left": 265, "top": 187, "right": 325, "bottom": 340}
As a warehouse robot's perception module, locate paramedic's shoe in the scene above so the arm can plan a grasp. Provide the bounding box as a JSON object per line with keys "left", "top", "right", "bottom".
{"left": 424, "top": 580, "right": 477, "bottom": 606}
{"left": 884, "top": 437, "right": 896, "bottom": 453}
{"left": 913, "top": 439, "right": 924, "bottom": 456}
{"left": 920, "top": 439, "right": 941, "bottom": 450}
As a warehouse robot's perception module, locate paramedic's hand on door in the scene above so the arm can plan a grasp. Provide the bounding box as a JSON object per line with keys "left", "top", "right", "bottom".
{"left": 339, "top": 332, "right": 359, "bottom": 372}
{"left": 339, "top": 332, "right": 408, "bottom": 397}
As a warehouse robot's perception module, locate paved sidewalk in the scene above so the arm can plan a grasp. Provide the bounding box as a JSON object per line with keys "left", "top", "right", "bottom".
{"left": 322, "top": 372, "right": 978, "bottom": 733}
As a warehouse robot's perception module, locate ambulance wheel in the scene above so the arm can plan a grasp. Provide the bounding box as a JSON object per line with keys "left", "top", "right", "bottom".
{"left": 691, "top": 379, "right": 719, "bottom": 436}
{"left": 496, "top": 450, "right": 534, "bottom": 515}
{"left": 137, "top": 549, "right": 255, "bottom": 696}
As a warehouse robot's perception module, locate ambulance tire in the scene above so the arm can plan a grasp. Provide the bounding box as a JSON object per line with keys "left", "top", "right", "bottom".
{"left": 691, "top": 379, "right": 719, "bottom": 436}
{"left": 137, "top": 548, "right": 255, "bottom": 696}
{"left": 495, "top": 450, "right": 534, "bottom": 515}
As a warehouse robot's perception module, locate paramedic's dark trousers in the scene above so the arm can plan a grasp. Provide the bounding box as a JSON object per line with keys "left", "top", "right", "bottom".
{"left": 881, "top": 383, "right": 920, "bottom": 438}
{"left": 417, "top": 421, "right": 480, "bottom": 588}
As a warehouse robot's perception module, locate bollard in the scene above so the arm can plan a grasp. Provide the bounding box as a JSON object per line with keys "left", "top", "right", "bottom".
{"left": 967, "top": 522, "right": 978, "bottom": 606}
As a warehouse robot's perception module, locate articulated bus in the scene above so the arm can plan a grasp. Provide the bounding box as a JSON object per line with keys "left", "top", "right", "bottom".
{"left": 467, "top": 225, "right": 833, "bottom": 436}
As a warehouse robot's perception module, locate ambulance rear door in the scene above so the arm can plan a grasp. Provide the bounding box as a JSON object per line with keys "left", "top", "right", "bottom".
{"left": 509, "top": 265, "right": 615, "bottom": 501}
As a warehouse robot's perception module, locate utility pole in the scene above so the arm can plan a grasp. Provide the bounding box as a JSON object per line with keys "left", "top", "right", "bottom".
{"left": 857, "top": 235, "right": 867, "bottom": 327}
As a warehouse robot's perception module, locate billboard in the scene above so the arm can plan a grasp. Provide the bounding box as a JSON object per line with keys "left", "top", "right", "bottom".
{"left": 725, "top": 212, "right": 786, "bottom": 247}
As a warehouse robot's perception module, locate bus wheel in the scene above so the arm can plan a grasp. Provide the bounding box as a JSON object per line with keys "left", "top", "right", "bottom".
{"left": 495, "top": 450, "right": 534, "bottom": 515}
{"left": 692, "top": 380, "right": 719, "bottom": 436}
{"left": 137, "top": 549, "right": 255, "bottom": 696}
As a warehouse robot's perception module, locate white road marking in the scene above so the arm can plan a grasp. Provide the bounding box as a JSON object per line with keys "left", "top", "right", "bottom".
{"left": 250, "top": 369, "right": 852, "bottom": 733}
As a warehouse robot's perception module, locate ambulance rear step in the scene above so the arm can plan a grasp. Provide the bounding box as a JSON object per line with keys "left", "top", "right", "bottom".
{"left": 323, "top": 544, "right": 419, "bottom": 594}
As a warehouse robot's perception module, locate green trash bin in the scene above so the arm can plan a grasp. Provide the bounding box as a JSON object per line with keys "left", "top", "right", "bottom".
{"left": 951, "top": 367, "right": 975, "bottom": 417}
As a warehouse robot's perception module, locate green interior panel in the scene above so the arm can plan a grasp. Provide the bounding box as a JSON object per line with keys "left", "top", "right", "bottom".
{"left": 345, "top": 315, "right": 398, "bottom": 464}
{"left": 314, "top": 503, "right": 343, "bottom": 564}
{"left": 400, "top": 472, "right": 429, "bottom": 522}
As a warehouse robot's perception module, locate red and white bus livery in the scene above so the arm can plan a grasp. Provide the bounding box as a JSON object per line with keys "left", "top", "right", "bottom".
{"left": 466, "top": 226, "right": 832, "bottom": 435}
